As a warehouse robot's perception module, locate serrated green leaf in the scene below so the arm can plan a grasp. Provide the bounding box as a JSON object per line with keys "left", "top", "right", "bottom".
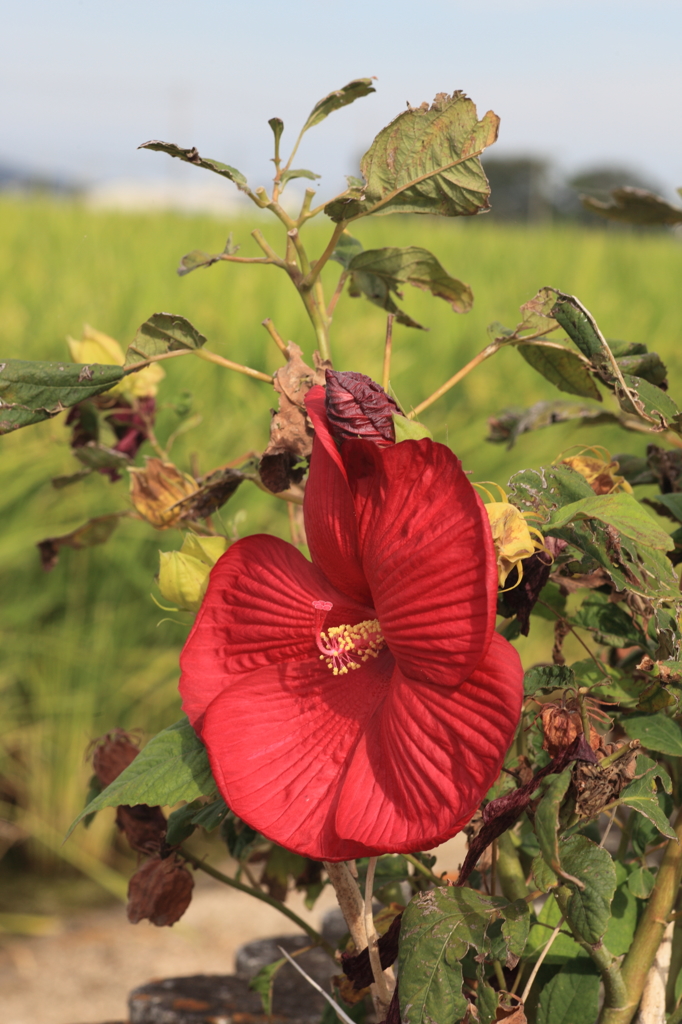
{"left": 347, "top": 246, "right": 473, "bottom": 317}
{"left": 66, "top": 717, "right": 216, "bottom": 837}
{"left": 517, "top": 343, "right": 601, "bottom": 400}
{"left": 138, "top": 140, "right": 250, "bottom": 191}
{"left": 500, "top": 899, "right": 530, "bottom": 961}
{"left": 524, "top": 665, "right": 575, "bottom": 696}
{"left": 325, "top": 91, "right": 498, "bottom": 222}
{"left": 626, "top": 865, "right": 656, "bottom": 899}
{"left": 536, "top": 959, "right": 600, "bottom": 1024}
{"left": 619, "top": 756, "right": 676, "bottom": 839}
{"left": 535, "top": 770, "right": 573, "bottom": 873}
{"left": 476, "top": 976, "right": 498, "bottom": 1024}
{"left": 399, "top": 887, "right": 507, "bottom": 1024}
{"left": 622, "top": 715, "right": 682, "bottom": 756}
{"left": 560, "top": 835, "right": 617, "bottom": 944}
{"left": 551, "top": 293, "right": 608, "bottom": 365}
{"left": 525, "top": 889, "right": 581, "bottom": 961}
{"left": 532, "top": 852, "right": 559, "bottom": 893}
{"left": 547, "top": 492, "right": 673, "bottom": 551}
{"left": 393, "top": 415, "right": 432, "bottom": 442}
{"left": 603, "top": 875, "right": 637, "bottom": 955}
{"left": 124, "top": 312, "right": 207, "bottom": 367}
{"left": 581, "top": 186, "right": 682, "bottom": 226}
{"left": 301, "top": 78, "right": 376, "bottom": 134}
{"left": 0, "top": 359, "right": 124, "bottom": 434}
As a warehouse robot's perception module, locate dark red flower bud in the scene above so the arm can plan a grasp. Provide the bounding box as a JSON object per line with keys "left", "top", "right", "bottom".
{"left": 126, "top": 855, "right": 194, "bottom": 926}
{"left": 324, "top": 369, "right": 403, "bottom": 447}
{"left": 91, "top": 729, "right": 167, "bottom": 855}
{"left": 91, "top": 729, "right": 140, "bottom": 787}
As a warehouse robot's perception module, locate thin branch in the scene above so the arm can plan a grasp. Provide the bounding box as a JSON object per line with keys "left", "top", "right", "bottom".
{"left": 364, "top": 857, "right": 393, "bottom": 1008}
{"left": 251, "top": 229, "right": 286, "bottom": 267}
{"left": 277, "top": 946, "right": 355, "bottom": 1024}
{"left": 181, "top": 848, "right": 335, "bottom": 958}
{"left": 219, "top": 254, "right": 275, "bottom": 265}
{"left": 262, "top": 318, "right": 288, "bottom": 355}
{"left": 124, "top": 347, "right": 196, "bottom": 373}
{"left": 403, "top": 853, "right": 443, "bottom": 885}
{"left": 408, "top": 341, "right": 501, "bottom": 419}
{"left": 193, "top": 348, "right": 274, "bottom": 384}
{"left": 297, "top": 188, "right": 316, "bottom": 224}
{"left": 300, "top": 221, "right": 347, "bottom": 290}
{"left": 521, "top": 916, "right": 565, "bottom": 1004}
{"left": 324, "top": 860, "right": 366, "bottom": 952}
{"left": 327, "top": 271, "right": 349, "bottom": 320}
{"left": 382, "top": 314, "right": 395, "bottom": 392}
{"left": 536, "top": 599, "right": 610, "bottom": 677}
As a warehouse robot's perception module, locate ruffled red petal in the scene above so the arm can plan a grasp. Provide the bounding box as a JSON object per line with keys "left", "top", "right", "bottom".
{"left": 304, "top": 387, "right": 372, "bottom": 605}
{"left": 334, "top": 632, "right": 524, "bottom": 854}
{"left": 342, "top": 438, "right": 498, "bottom": 688}
{"left": 200, "top": 652, "right": 394, "bottom": 861}
{"left": 179, "top": 534, "right": 371, "bottom": 731}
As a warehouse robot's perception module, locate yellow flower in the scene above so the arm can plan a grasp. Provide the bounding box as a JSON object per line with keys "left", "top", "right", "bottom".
{"left": 475, "top": 482, "right": 547, "bottom": 589}
{"left": 67, "top": 324, "right": 165, "bottom": 398}
{"left": 560, "top": 447, "right": 632, "bottom": 495}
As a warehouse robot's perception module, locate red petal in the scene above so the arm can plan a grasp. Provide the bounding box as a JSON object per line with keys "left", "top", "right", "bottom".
{"left": 179, "top": 535, "right": 370, "bottom": 730}
{"left": 335, "top": 632, "right": 524, "bottom": 853}
{"left": 343, "top": 439, "right": 498, "bottom": 687}
{"left": 304, "top": 388, "right": 372, "bottom": 605}
{"left": 200, "top": 653, "right": 394, "bottom": 861}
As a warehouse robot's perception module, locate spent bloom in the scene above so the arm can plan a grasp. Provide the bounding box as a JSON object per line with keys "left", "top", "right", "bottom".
{"left": 180, "top": 371, "right": 523, "bottom": 860}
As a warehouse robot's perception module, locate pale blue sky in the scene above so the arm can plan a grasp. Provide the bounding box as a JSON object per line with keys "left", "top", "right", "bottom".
{"left": 2, "top": 0, "right": 680, "bottom": 198}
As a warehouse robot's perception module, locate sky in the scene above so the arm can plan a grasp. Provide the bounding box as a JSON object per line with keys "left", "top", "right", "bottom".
{"left": 2, "top": 0, "right": 681, "bottom": 201}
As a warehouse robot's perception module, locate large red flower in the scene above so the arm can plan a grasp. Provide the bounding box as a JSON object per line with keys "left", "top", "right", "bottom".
{"left": 179, "top": 386, "right": 523, "bottom": 861}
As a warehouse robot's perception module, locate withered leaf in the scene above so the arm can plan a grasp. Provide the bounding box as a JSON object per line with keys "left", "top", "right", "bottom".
{"left": 38, "top": 513, "right": 124, "bottom": 571}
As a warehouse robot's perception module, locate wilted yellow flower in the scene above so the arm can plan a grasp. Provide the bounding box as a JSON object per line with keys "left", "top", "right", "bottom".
{"left": 67, "top": 323, "right": 165, "bottom": 398}
{"left": 561, "top": 448, "right": 632, "bottom": 495}
{"left": 129, "top": 458, "right": 199, "bottom": 529}
{"left": 475, "top": 482, "right": 547, "bottom": 589}
{"left": 157, "top": 534, "right": 228, "bottom": 611}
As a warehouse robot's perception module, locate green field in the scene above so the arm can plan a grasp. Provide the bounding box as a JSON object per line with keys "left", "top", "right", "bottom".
{"left": 2, "top": 195, "right": 681, "bottom": 879}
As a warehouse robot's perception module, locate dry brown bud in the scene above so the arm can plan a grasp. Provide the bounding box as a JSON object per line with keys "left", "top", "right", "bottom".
{"left": 127, "top": 855, "right": 194, "bottom": 926}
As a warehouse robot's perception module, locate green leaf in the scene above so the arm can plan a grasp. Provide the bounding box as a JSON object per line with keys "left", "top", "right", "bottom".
{"left": 535, "top": 770, "right": 573, "bottom": 873}
{"left": 475, "top": 976, "right": 498, "bottom": 1024}
{"left": 622, "top": 715, "right": 682, "bottom": 756}
{"left": 0, "top": 359, "right": 124, "bottom": 434}
{"left": 525, "top": 890, "right": 581, "bottom": 961}
{"left": 138, "top": 140, "right": 250, "bottom": 191}
{"left": 124, "top": 313, "right": 207, "bottom": 367}
{"left": 177, "top": 250, "right": 223, "bottom": 276}
{"left": 66, "top": 717, "right": 217, "bottom": 837}
{"left": 524, "top": 665, "right": 575, "bottom": 696}
{"left": 73, "top": 442, "right": 131, "bottom": 473}
{"left": 500, "top": 899, "right": 530, "bottom": 962}
{"left": 347, "top": 246, "right": 473, "bottom": 317}
{"left": 399, "top": 887, "right": 508, "bottom": 1024}
{"left": 325, "top": 91, "right": 498, "bottom": 222}
{"left": 648, "top": 493, "right": 682, "bottom": 524}
{"left": 619, "top": 755, "right": 676, "bottom": 839}
{"left": 279, "top": 168, "right": 320, "bottom": 188}
{"left": 602, "top": 872, "right": 637, "bottom": 955}
{"left": 536, "top": 959, "right": 600, "bottom": 1024}
{"left": 330, "top": 232, "right": 364, "bottom": 269}
{"left": 393, "top": 415, "right": 432, "bottom": 442}
{"left": 551, "top": 293, "right": 608, "bottom": 365}
{"left": 487, "top": 399, "right": 615, "bottom": 448}
{"left": 616, "top": 351, "right": 667, "bottom": 387}
{"left": 516, "top": 343, "right": 601, "bottom": 400}
{"left": 191, "top": 796, "right": 228, "bottom": 832}
{"left": 572, "top": 592, "right": 644, "bottom": 647}
{"left": 165, "top": 799, "right": 202, "bottom": 846}
{"left": 560, "top": 835, "right": 617, "bottom": 944}
{"left": 249, "top": 956, "right": 287, "bottom": 1017}
{"left": 626, "top": 865, "right": 655, "bottom": 899}
{"left": 509, "top": 464, "right": 594, "bottom": 520}
{"left": 301, "top": 78, "right": 376, "bottom": 134}
{"left": 222, "top": 811, "right": 262, "bottom": 861}
{"left": 615, "top": 372, "right": 682, "bottom": 431}
{"left": 546, "top": 492, "right": 674, "bottom": 551}
{"left": 581, "top": 186, "right": 682, "bottom": 226}
{"left": 268, "top": 117, "right": 284, "bottom": 147}
{"left": 532, "top": 852, "right": 559, "bottom": 894}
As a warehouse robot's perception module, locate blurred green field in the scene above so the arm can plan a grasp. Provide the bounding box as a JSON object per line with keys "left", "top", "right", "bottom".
{"left": 1, "top": 194, "right": 681, "bottom": 885}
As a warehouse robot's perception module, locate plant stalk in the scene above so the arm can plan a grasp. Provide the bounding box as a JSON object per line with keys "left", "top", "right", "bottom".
{"left": 324, "top": 860, "right": 367, "bottom": 952}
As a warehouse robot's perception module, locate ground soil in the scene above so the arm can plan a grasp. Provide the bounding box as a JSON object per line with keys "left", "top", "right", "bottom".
{"left": 0, "top": 837, "right": 465, "bottom": 1024}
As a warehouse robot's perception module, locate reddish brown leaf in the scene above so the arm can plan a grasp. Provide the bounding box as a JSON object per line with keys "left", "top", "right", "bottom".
{"left": 324, "top": 370, "right": 403, "bottom": 447}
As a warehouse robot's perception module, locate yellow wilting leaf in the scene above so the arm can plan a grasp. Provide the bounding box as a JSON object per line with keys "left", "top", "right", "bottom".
{"left": 129, "top": 458, "right": 199, "bottom": 529}
{"left": 68, "top": 324, "right": 165, "bottom": 397}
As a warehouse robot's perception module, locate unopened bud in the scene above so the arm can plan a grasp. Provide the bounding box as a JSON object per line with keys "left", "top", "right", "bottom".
{"left": 127, "top": 855, "right": 194, "bottom": 927}
{"left": 324, "top": 370, "right": 403, "bottom": 447}
{"left": 158, "top": 551, "right": 210, "bottom": 612}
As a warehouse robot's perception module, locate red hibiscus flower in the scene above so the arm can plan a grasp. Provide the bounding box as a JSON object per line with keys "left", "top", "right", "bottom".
{"left": 179, "top": 381, "right": 523, "bottom": 861}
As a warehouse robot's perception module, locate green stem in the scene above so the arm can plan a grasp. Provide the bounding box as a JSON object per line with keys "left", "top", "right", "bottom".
{"left": 553, "top": 887, "right": 628, "bottom": 1016}
{"left": 403, "top": 853, "right": 443, "bottom": 886}
{"left": 181, "top": 848, "right": 335, "bottom": 958}
{"left": 496, "top": 831, "right": 530, "bottom": 902}
{"left": 300, "top": 222, "right": 347, "bottom": 290}
{"left": 599, "top": 806, "right": 682, "bottom": 1024}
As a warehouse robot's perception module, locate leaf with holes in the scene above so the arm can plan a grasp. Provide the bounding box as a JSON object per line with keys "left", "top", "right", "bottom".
{"left": 546, "top": 492, "right": 673, "bottom": 551}
{"left": 0, "top": 359, "right": 124, "bottom": 434}
{"left": 581, "top": 186, "right": 682, "bottom": 226}
{"left": 516, "top": 343, "right": 601, "bottom": 400}
{"left": 138, "top": 140, "right": 250, "bottom": 192}
{"left": 559, "top": 835, "right": 617, "bottom": 944}
{"left": 325, "top": 91, "right": 498, "bottom": 222}
{"left": 524, "top": 665, "right": 576, "bottom": 697}
{"left": 347, "top": 246, "right": 473, "bottom": 322}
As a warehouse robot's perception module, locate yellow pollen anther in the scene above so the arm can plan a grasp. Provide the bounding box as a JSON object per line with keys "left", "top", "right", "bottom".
{"left": 311, "top": 602, "right": 385, "bottom": 675}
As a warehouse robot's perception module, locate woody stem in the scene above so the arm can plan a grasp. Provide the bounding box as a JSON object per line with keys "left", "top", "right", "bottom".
{"left": 324, "top": 860, "right": 367, "bottom": 951}
{"left": 364, "top": 857, "right": 393, "bottom": 1011}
